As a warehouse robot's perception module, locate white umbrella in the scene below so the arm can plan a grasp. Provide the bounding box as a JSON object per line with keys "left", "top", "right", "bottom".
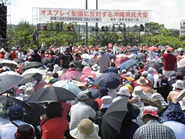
{"left": 0, "top": 59, "right": 18, "bottom": 68}
{"left": 22, "top": 68, "right": 46, "bottom": 77}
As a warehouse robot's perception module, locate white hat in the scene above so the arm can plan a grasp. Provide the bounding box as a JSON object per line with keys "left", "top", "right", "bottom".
{"left": 132, "top": 86, "right": 150, "bottom": 100}
{"left": 101, "top": 96, "right": 113, "bottom": 109}
{"left": 117, "top": 86, "right": 131, "bottom": 97}
{"left": 70, "top": 119, "right": 100, "bottom": 139}
{"left": 172, "top": 80, "right": 184, "bottom": 90}
{"left": 147, "top": 67, "right": 155, "bottom": 73}
{"left": 91, "top": 64, "right": 99, "bottom": 71}
{"left": 141, "top": 71, "right": 148, "bottom": 76}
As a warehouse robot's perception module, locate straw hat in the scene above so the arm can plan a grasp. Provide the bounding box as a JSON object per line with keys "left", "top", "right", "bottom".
{"left": 70, "top": 119, "right": 100, "bottom": 139}
{"left": 136, "top": 76, "right": 148, "bottom": 85}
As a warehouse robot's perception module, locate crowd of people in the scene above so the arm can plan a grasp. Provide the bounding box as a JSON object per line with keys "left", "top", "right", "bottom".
{"left": 0, "top": 43, "right": 185, "bottom": 139}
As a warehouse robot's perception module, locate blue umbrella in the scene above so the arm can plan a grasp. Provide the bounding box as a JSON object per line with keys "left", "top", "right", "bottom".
{"left": 95, "top": 72, "right": 121, "bottom": 89}
{"left": 119, "top": 59, "right": 138, "bottom": 71}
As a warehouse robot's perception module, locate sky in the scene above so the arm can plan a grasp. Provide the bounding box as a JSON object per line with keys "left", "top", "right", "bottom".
{"left": 8, "top": 0, "right": 185, "bottom": 29}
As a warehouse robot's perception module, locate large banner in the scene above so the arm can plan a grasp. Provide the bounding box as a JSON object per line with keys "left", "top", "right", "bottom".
{"left": 39, "top": 8, "right": 150, "bottom": 23}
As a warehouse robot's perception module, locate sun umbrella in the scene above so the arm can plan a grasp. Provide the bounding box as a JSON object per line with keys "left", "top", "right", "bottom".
{"left": 147, "top": 46, "right": 159, "bottom": 51}
{"left": 41, "top": 57, "right": 54, "bottom": 64}
{"left": 0, "top": 74, "right": 23, "bottom": 94}
{"left": 0, "top": 95, "right": 41, "bottom": 126}
{"left": 128, "top": 47, "right": 139, "bottom": 52}
{"left": 20, "top": 73, "right": 42, "bottom": 85}
{"left": 22, "top": 62, "right": 43, "bottom": 71}
{"left": 177, "top": 67, "right": 185, "bottom": 77}
{"left": 0, "top": 59, "right": 18, "bottom": 69}
{"left": 101, "top": 98, "right": 128, "bottom": 139}
{"left": 119, "top": 59, "right": 138, "bottom": 71}
{"left": 26, "top": 102, "right": 45, "bottom": 116}
{"left": 22, "top": 68, "right": 46, "bottom": 77}
{"left": 27, "top": 86, "right": 77, "bottom": 103}
{"left": 146, "top": 62, "right": 164, "bottom": 70}
{"left": 13, "top": 58, "right": 25, "bottom": 63}
{"left": 114, "top": 57, "right": 130, "bottom": 67}
{"left": 95, "top": 72, "right": 121, "bottom": 89}
{"left": 34, "top": 80, "right": 48, "bottom": 92}
{"left": 52, "top": 80, "right": 81, "bottom": 96}
{"left": 60, "top": 70, "right": 81, "bottom": 80}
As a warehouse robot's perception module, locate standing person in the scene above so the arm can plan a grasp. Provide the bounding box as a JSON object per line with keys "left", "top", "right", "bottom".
{"left": 10, "top": 47, "right": 17, "bottom": 60}
{"left": 133, "top": 106, "right": 176, "bottom": 139}
{"left": 69, "top": 91, "right": 96, "bottom": 131}
{"left": 0, "top": 105, "right": 32, "bottom": 139}
{"left": 31, "top": 49, "right": 41, "bottom": 62}
{"left": 40, "top": 102, "right": 68, "bottom": 139}
{"left": 97, "top": 47, "right": 110, "bottom": 73}
{"left": 4, "top": 48, "right": 10, "bottom": 59}
{"left": 162, "top": 50, "right": 177, "bottom": 79}
{"left": 62, "top": 47, "right": 73, "bottom": 69}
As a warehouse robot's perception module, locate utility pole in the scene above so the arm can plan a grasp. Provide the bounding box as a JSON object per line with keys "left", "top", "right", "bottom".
{"left": 95, "top": 0, "right": 98, "bottom": 46}
{"left": 85, "top": 0, "right": 88, "bottom": 46}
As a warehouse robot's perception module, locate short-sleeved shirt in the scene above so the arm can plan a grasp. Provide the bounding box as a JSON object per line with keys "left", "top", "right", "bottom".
{"left": 163, "top": 120, "right": 185, "bottom": 139}
{"left": 69, "top": 101, "right": 96, "bottom": 130}
{"left": 162, "top": 53, "right": 177, "bottom": 71}
{"left": 97, "top": 54, "right": 110, "bottom": 73}
{"left": 41, "top": 117, "right": 68, "bottom": 139}
{"left": 133, "top": 120, "right": 176, "bottom": 139}
{"left": 0, "top": 120, "right": 28, "bottom": 139}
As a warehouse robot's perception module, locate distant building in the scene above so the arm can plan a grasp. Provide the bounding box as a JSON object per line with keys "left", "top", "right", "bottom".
{"left": 180, "top": 19, "right": 185, "bottom": 36}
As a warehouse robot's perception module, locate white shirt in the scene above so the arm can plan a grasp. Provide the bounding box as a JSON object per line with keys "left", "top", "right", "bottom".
{"left": 0, "top": 120, "right": 28, "bottom": 139}
{"left": 69, "top": 101, "right": 96, "bottom": 130}
{"left": 163, "top": 120, "right": 185, "bottom": 139}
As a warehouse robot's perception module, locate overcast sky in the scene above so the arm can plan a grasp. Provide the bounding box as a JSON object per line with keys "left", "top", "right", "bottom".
{"left": 9, "top": 0, "right": 185, "bottom": 29}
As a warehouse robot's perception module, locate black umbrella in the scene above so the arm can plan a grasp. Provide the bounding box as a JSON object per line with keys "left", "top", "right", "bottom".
{"left": 20, "top": 73, "right": 42, "bottom": 85}
{"left": 26, "top": 102, "right": 45, "bottom": 116}
{"left": 41, "top": 57, "right": 54, "bottom": 64}
{"left": 0, "top": 74, "right": 23, "bottom": 94}
{"left": 101, "top": 98, "right": 128, "bottom": 139}
{"left": 95, "top": 72, "right": 121, "bottom": 89}
{"left": 22, "top": 62, "right": 43, "bottom": 71}
{"left": 27, "top": 86, "right": 77, "bottom": 103}
{"left": 0, "top": 95, "right": 41, "bottom": 126}
{"left": 128, "top": 47, "right": 139, "bottom": 52}
{"left": 146, "top": 62, "right": 164, "bottom": 70}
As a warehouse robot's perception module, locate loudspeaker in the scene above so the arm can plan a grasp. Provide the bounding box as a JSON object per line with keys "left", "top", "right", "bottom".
{"left": 0, "top": 5, "right": 7, "bottom": 39}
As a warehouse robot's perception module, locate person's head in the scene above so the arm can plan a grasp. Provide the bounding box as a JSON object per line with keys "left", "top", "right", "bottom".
{"left": 52, "top": 72, "right": 59, "bottom": 78}
{"left": 117, "top": 86, "right": 131, "bottom": 97}
{"left": 99, "top": 87, "right": 109, "bottom": 97}
{"left": 172, "top": 80, "right": 184, "bottom": 90}
{"left": 15, "top": 124, "right": 35, "bottom": 139}
{"left": 111, "top": 62, "right": 116, "bottom": 67}
{"left": 46, "top": 102, "right": 63, "bottom": 118}
{"left": 8, "top": 105, "right": 24, "bottom": 121}
{"left": 141, "top": 106, "right": 160, "bottom": 123}
{"left": 77, "top": 91, "right": 89, "bottom": 102}
{"left": 69, "top": 62, "right": 76, "bottom": 69}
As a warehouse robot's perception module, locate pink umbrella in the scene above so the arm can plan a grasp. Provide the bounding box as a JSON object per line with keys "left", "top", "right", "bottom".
{"left": 60, "top": 71, "right": 81, "bottom": 80}
{"left": 114, "top": 57, "right": 130, "bottom": 67}
{"left": 34, "top": 80, "right": 48, "bottom": 92}
{"left": 80, "top": 72, "right": 96, "bottom": 84}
